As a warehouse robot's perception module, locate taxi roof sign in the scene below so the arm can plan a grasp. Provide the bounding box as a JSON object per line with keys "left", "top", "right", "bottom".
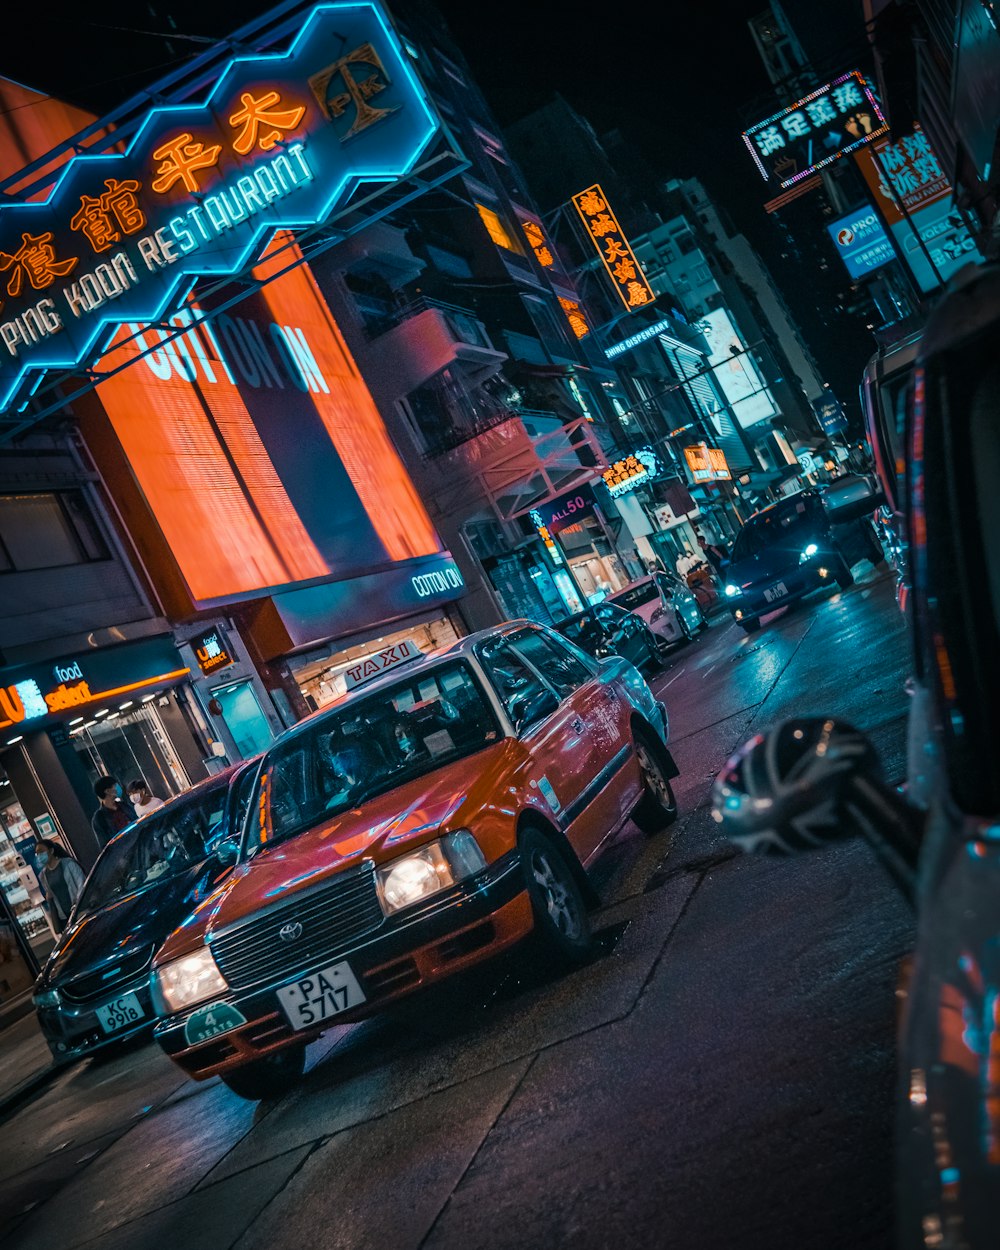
{"left": 343, "top": 639, "right": 424, "bottom": 691}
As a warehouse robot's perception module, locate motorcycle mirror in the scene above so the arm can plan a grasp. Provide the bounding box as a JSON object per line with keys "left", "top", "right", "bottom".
{"left": 710, "top": 717, "right": 883, "bottom": 856}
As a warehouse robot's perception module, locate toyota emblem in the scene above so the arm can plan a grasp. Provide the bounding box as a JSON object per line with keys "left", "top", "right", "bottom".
{"left": 278, "top": 921, "right": 303, "bottom": 942}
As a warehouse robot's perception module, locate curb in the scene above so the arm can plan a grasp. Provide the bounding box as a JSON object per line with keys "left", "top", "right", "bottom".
{"left": 0, "top": 1061, "right": 61, "bottom": 1124}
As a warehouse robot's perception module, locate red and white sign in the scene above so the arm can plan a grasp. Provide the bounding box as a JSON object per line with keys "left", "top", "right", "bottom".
{"left": 343, "top": 640, "right": 423, "bottom": 691}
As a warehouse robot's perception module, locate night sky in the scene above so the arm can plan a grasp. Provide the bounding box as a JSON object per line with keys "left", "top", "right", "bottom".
{"left": 1, "top": 0, "right": 877, "bottom": 407}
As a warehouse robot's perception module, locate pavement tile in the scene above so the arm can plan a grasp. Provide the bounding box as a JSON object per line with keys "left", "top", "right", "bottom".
{"left": 232, "top": 1059, "right": 533, "bottom": 1250}
{"left": 35, "top": 1148, "right": 312, "bottom": 1250}
{"left": 7, "top": 1077, "right": 258, "bottom": 1249}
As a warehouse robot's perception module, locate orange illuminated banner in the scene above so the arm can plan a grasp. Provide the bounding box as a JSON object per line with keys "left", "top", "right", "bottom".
{"left": 571, "top": 184, "right": 654, "bottom": 311}
{"left": 92, "top": 236, "right": 441, "bottom": 607}
{"left": 558, "top": 296, "right": 589, "bottom": 339}
{"left": 684, "top": 445, "right": 732, "bottom": 483}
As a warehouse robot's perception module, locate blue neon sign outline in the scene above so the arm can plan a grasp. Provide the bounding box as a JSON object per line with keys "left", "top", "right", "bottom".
{"left": 0, "top": 1, "right": 438, "bottom": 414}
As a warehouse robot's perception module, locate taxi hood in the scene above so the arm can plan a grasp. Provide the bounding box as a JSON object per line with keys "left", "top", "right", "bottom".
{"left": 156, "top": 739, "right": 520, "bottom": 962}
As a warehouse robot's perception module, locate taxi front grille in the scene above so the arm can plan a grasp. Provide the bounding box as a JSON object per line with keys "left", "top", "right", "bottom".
{"left": 208, "top": 863, "right": 385, "bottom": 991}
{"left": 61, "top": 947, "right": 154, "bottom": 1004}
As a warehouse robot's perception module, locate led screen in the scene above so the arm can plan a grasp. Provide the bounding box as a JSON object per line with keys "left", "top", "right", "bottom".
{"left": 94, "top": 235, "right": 441, "bottom": 605}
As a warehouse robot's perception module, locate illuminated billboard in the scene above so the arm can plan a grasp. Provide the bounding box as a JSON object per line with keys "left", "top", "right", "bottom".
{"left": 0, "top": 1, "right": 439, "bottom": 414}
{"left": 855, "top": 129, "right": 983, "bottom": 293}
{"left": 696, "top": 309, "right": 775, "bottom": 430}
{"left": 826, "top": 208, "right": 895, "bottom": 278}
{"left": 684, "top": 445, "right": 731, "bottom": 484}
{"left": 743, "top": 71, "right": 888, "bottom": 190}
{"left": 90, "top": 236, "right": 442, "bottom": 607}
{"left": 571, "top": 185, "right": 654, "bottom": 311}
{"left": 602, "top": 449, "right": 660, "bottom": 498}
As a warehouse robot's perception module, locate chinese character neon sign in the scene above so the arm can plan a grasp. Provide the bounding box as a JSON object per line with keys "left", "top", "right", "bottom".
{"left": 0, "top": 2, "right": 439, "bottom": 415}
{"left": 684, "top": 445, "right": 731, "bottom": 483}
{"left": 602, "top": 448, "right": 659, "bottom": 497}
{"left": 571, "top": 184, "right": 655, "bottom": 312}
{"left": 743, "top": 71, "right": 888, "bottom": 190}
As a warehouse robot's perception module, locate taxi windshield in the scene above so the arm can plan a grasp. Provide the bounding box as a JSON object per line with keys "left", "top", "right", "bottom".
{"left": 78, "top": 784, "right": 228, "bottom": 913}
{"left": 247, "top": 661, "right": 501, "bottom": 852}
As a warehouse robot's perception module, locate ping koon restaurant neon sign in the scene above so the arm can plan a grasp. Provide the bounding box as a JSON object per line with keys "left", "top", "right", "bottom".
{"left": 0, "top": 1, "right": 438, "bottom": 413}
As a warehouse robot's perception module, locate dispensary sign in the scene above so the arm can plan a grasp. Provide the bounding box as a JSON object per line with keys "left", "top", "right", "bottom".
{"left": 0, "top": 1, "right": 438, "bottom": 413}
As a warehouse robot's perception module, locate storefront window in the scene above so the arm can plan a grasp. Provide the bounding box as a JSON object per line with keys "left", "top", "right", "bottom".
{"left": 211, "top": 682, "right": 273, "bottom": 759}
{"left": 0, "top": 794, "right": 52, "bottom": 965}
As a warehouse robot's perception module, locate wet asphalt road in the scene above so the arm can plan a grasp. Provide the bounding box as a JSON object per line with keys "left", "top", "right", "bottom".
{"left": 0, "top": 567, "right": 914, "bottom": 1250}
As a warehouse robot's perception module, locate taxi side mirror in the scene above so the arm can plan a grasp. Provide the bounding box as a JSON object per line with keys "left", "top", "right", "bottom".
{"left": 211, "top": 837, "right": 241, "bottom": 867}
{"left": 511, "top": 688, "right": 559, "bottom": 733}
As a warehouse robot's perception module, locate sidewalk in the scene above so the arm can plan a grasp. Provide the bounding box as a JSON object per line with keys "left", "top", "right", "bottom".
{"left": 0, "top": 1007, "right": 56, "bottom": 1117}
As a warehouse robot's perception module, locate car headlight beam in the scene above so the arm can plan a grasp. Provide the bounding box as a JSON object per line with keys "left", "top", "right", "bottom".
{"left": 725, "top": 583, "right": 742, "bottom": 598}
{"left": 376, "top": 831, "right": 487, "bottom": 916}
{"left": 153, "top": 946, "right": 229, "bottom": 1015}
{"left": 799, "top": 543, "right": 819, "bottom": 563}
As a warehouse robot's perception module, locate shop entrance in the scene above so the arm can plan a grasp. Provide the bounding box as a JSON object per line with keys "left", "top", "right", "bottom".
{"left": 211, "top": 681, "right": 273, "bottom": 759}
{"left": 71, "top": 699, "right": 190, "bottom": 801}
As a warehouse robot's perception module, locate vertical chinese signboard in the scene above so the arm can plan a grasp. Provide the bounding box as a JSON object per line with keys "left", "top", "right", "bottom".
{"left": 855, "top": 127, "right": 983, "bottom": 293}
{"left": 571, "top": 185, "right": 654, "bottom": 311}
{"left": 743, "top": 71, "right": 888, "bottom": 190}
{"left": 0, "top": 1, "right": 439, "bottom": 414}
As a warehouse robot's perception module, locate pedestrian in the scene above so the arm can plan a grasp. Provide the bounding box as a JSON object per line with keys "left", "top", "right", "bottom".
{"left": 696, "top": 531, "right": 729, "bottom": 575}
{"left": 91, "top": 776, "right": 134, "bottom": 846}
{"left": 34, "top": 838, "right": 86, "bottom": 931}
{"left": 675, "top": 547, "right": 699, "bottom": 578}
{"left": 127, "top": 778, "right": 166, "bottom": 818}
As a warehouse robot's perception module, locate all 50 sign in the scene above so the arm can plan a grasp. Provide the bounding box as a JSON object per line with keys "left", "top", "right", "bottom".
{"left": 0, "top": 1, "right": 438, "bottom": 414}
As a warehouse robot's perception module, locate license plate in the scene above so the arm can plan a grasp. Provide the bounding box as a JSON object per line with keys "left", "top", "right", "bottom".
{"left": 96, "top": 992, "right": 145, "bottom": 1034}
{"left": 764, "top": 582, "right": 789, "bottom": 603}
{"left": 276, "top": 961, "right": 366, "bottom": 1031}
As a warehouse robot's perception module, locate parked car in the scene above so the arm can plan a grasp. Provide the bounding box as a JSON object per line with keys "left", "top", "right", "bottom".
{"left": 556, "top": 601, "right": 662, "bottom": 671}
{"left": 723, "top": 488, "right": 880, "bottom": 633}
{"left": 711, "top": 264, "right": 1000, "bottom": 1248}
{"left": 606, "top": 573, "right": 705, "bottom": 651}
{"left": 150, "top": 621, "right": 678, "bottom": 1100}
{"left": 33, "top": 762, "right": 257, "bottom": 1061}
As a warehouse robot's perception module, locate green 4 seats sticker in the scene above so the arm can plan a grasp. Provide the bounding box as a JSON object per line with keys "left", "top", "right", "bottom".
{"left": 184, "top": 1002, "right": 248, "bottom": 1046}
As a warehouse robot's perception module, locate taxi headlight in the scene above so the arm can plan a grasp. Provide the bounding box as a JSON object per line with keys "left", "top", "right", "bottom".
{"left": 799, "top": 543, "right": 819, "bottom": 563}
{"left": 725, "top": 583, "right": 742, "bottom": 598}
{"left": 376, "top": 832, "right": 487, "bottom": 916}
{"left": 153, "top": 947, "right": 228, "bottom": 1014}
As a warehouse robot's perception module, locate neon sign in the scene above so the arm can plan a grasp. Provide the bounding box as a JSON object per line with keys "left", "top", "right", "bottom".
{"left": 603, "top": 448, "right": 660, "bottom": 497}
{"left": 571, "top": 185, "right": 654, "bottom": 311}
{"left": 0, "top": 2, "right": 438, "bottom": 414}
{"left": 684, "top": 445, "right": 732, "bottom": 483}
{"left": 743, "top": 71, "right": 888, "bottom": 190}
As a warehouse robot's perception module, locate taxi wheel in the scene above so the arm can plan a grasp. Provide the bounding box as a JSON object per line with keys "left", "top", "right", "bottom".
{"left": 521, "top": 828, "right": 594, "bottom": 965}
{"left": 220, "top": 1042, "right": 306, "bottom": 1102}
{"left": 632, "top": 735, "right": 678, "bottom": 834}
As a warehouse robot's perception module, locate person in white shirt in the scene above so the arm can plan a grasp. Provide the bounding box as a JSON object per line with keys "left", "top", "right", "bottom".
{"left": 675, "top": 547, "right": 700, "bottom": 578}
{"left": 127, "top": 779, "right": 166, "bottom": 819}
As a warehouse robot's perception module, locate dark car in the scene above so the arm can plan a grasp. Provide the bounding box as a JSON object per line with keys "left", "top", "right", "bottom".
{"left": 723, "top": 488, "right": 877, "bottom": 633}
{"left": 556, "top": 601, "right": 661, "bottom": 672}
{"left": 33, "top": 762, "right": 257, "bottom": 1062}
{"left": 711, "top": 264, "right": 1000, "bottom": 1248}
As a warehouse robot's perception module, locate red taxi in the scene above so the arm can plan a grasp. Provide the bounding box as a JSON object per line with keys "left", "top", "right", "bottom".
{"left": 150, "top": 621, "right": 678, "bottom": 1100}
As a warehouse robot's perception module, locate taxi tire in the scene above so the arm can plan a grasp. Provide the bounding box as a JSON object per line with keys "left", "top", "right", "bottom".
{"left": 835, "top": 558, "right": 855, "bottom": 590}
{"left": 632, "top": 733, "right": 678, "bottom": 834}
{"left": 520, "top": 827, "right": 595, "bottom": 966}
{"left": 220, "top": 1042, "right": 306, "bottom": 1102}
{"left": 739, "top": 617, "right": 761, "bottom": 634}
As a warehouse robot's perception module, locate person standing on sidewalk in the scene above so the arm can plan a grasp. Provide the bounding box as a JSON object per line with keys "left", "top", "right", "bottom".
{"left": 34, "top": 840, "right": 85, "bottom": 932}
{"left": 91, "top": 777, "right": 134, "bottom": 847}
